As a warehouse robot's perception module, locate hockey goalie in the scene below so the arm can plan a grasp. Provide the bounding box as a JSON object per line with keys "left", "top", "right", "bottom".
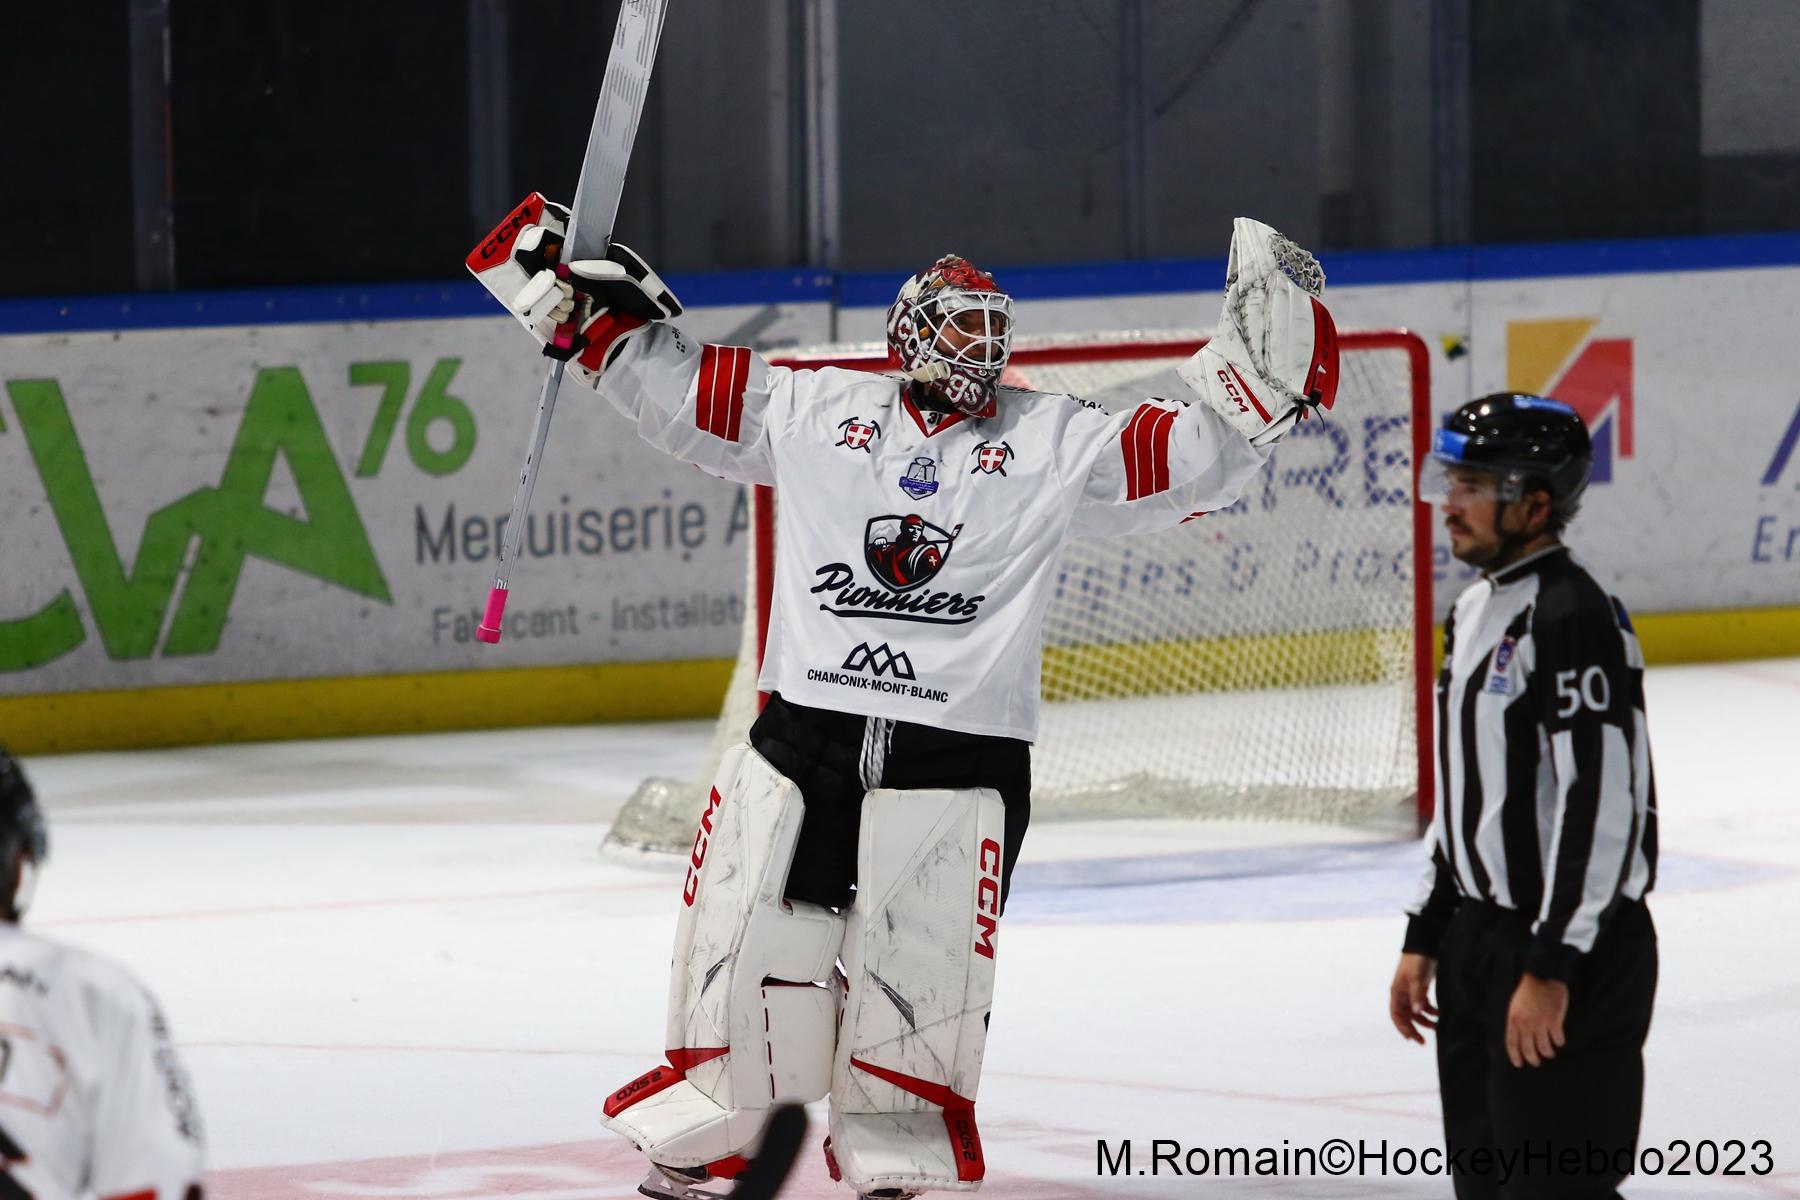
{"left": 470, "top": 206, "right": 1338, "bottom": 1199}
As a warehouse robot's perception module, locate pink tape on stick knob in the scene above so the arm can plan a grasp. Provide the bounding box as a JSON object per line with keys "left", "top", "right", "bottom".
{"left": 475, "top": 586, "right": 509, "bottom": 643}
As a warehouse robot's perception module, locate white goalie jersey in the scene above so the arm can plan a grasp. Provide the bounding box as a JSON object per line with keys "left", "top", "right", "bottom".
{"left": 587, "top": 326, "right": 1273, "bottom": 741}
{"left": 0, "top": 925, "right": 204, "bottom": 1200}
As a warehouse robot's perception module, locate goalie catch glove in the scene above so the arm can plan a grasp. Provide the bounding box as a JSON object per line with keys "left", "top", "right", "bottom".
{"left": 1177, "top": 218, "right": 1339, "bottom": 447}
{"left": 467, "top": 192, "right": 682, "bottom": 373}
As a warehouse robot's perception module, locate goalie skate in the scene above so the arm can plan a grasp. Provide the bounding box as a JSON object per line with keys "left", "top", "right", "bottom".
{"left": 637, "top": 1163, "right": 723, "bottom": 1200}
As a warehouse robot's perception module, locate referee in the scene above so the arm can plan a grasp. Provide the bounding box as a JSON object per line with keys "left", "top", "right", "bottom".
{"left": 1389, "top": 395, "right": 1659, "bottom": 1200}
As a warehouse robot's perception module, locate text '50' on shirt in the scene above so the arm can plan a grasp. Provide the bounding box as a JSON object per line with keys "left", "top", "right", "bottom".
{"left": 1405, "top": 546, "right": 1659, "bottom": 982}
{"left": 581, "top": 326, "right": 1271, "bottom": 742}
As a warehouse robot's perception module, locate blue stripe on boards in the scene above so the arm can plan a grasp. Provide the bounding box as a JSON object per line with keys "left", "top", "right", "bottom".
{"left": 7, "top": 232, "right": 1799, "bottom": 334}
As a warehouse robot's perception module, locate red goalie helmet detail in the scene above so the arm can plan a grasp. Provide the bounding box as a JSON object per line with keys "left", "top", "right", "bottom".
{"left": 886, "top": 254, "right": 1014, "bottom": 417}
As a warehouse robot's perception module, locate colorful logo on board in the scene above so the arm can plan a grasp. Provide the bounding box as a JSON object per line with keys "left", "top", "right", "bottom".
{"left": 1506, "top": 318, "right": 1633, "bottom": 483}
{"left": 1764, "top": 402, "right": 1800, "bottom": 487}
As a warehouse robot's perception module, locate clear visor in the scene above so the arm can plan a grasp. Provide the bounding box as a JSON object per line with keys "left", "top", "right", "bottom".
{"left": 925, "top": 291, "right": 1013, "bottom": 370}
{"left": 1416, "top": 458, "right": 1527, "bottom": 505}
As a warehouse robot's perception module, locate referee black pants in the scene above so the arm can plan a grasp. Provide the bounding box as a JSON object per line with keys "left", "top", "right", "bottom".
{"left": 1435, "top": 899, "right": 1658, "bottom": 1200}
{"left": 747, "top": 692, "right": 1032, "bottom": 912}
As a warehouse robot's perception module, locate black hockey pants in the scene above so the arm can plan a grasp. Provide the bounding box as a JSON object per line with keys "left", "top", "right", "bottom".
{"left": 747, "top": 692, "right": 1032, "bottom": 912}
{"left": 1434, "top": 899, "right": 1658, "bottom": 1200}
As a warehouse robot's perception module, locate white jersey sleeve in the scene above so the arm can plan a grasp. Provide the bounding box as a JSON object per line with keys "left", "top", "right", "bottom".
{"left": 1065, "top": 395, "right": 1271, "bottom": 538}
{"left": 0, "top": 927, "right": 203, "bottom": 1200}
{"left": 87, "top": 978, "right": 205, "bottom": 1200}
{"left": 579, "top": 324, "right": 787, "bottom": 487}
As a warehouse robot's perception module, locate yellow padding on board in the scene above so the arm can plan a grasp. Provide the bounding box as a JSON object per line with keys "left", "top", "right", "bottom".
{"left": 1042, "top": 626, "right": 1410, "bottom": 700}
{"left": 1428, "top": 606, "right": 1800, "bottom": 673}
{"left": 1625, "top": 606, "right": 1800, "bottom": 664}
{"left": 2, "top": 606, "right": 1794, "bottom": 756}
{"left": 0, "top": 658, "right": 734, "bottom": 755}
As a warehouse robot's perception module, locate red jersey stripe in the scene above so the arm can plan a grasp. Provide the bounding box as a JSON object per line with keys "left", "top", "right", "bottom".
{"left": 1151, "top": 406, "right": 1175, "bottom": 494}
{"left": 724, "top": 346, "right": 750, "bottom": 442}
{"left": 695, "top": 345, "right": 752, "bottom": 441}
{"left": 1122, "top": 405, "right": 1148, "bottom": 500}
{"left": 1123, "top": 403, "right": 1176, "bottom": 500}
{"left": 696, "top": 344, "right": 722, "bottom": 437}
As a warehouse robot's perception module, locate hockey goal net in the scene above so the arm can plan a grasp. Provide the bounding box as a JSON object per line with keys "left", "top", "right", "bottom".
{"left": 607, "top": 330, "right": 1433, "bottom": 854}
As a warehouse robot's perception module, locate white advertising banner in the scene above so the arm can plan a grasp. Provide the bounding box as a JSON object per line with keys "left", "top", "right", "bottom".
{"left": 0, "top": 304, "right": 826, "bottom": 696}
{"left": 850, "top": 263, "right": 1800, "bottom": 621}
{"left": 6, "top": 258, "right": 1798, "bottom": 707}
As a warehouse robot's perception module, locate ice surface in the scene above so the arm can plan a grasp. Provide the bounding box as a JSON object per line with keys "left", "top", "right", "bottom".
{"left": 20, "top": 659, "right": 1800, "bottom": 1197}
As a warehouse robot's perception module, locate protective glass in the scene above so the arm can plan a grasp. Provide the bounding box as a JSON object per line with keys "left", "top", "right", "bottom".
{"left": 1416, "top": 458, "right": 1526, "bottom": 505}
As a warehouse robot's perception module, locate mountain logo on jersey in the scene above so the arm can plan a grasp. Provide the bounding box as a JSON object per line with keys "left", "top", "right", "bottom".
{"left": 810, "top": 515, "right": 985, "bottom": 624}
{"left": 843, "top": 641, "right": 917, "bottom": 680}
{"left": 837, "top": 418, "right": 882, "bottom": 452}
{"left": 864, "top": 515, "right": 960, "bottom": 591}
{"left": 1507, "top": 318, "right": 1633, "bottom": 483}
{"left": 970, "top": 440, "right": 1014, "bottom": 475}
{"left": 899, "top": 457, "right": 940, "bottom": 499}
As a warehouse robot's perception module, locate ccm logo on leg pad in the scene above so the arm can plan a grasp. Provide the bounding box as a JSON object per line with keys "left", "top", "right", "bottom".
{"left": 974, "top": 837, "right": 1002, "bottom": 960}
{"left": 684, "top": 786, "right": 724, "bottom": 906}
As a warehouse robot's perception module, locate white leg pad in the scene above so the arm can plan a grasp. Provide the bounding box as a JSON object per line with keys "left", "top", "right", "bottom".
{"left": 829, "top": 786, "right": 1006, "bottom": 1194}
{"left": 603, "top": 745, "right": 846, "bottom": 1171}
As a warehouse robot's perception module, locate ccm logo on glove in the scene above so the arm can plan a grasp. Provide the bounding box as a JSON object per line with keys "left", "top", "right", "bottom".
{"left": 476, "top": 201, "right": 538, "bottom": 265}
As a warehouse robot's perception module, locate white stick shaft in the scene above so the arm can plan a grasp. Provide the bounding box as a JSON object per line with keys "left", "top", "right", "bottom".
{"left": 477, "top": 0, "right": 669, "bottom": 644}
{"left": 495, "top": 363, "right": 565, "bottom": 591}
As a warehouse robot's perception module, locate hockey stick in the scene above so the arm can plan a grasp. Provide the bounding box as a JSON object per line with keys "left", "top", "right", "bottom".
{"left": 726, "top": 1105, "right": 807, "bottom": 1200}
{"left": 476, "top": 0, "right": 669, "bottom": 643}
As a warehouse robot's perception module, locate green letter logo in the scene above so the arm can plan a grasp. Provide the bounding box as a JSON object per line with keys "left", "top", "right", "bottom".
{"left": 2, "top": 368, "right": 393, "bottom": 672}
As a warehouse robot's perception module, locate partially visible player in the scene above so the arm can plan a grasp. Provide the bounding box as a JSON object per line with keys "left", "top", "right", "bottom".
{"left": 0, "top": 748, "right": 206, "bottom": 1199}
{"left": 471, "top": 204, "right": 1337, "bottom": 1198}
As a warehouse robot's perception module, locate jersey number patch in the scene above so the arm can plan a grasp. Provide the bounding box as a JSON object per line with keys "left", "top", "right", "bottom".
{"left": 1555, "top": 666, "right": 1611, "bottom": 716}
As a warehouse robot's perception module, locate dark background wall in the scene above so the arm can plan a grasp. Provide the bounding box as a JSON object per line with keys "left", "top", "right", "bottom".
{"left": 1469, "top": 0, "right": 1702, "bottom": 243}
{"left": 3, "top": 0, "right": 1796, "bottom": 298}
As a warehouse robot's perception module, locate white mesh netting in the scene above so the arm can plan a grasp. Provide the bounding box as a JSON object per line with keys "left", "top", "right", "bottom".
{"left": 608, "top": 331, "right": 1430, "bottom": 854}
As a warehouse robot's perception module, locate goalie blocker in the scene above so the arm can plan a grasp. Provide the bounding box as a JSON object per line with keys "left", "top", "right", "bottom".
{"left": 466, "top": 191, "right": 683, "bottom": 371}
{"left": 602, "top": 742, "right": 1006, "bottom": 1197}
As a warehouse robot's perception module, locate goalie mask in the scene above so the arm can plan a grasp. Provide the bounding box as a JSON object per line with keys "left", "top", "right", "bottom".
{"left": 886, "top": 254, "right": 1014, "bottom": 417}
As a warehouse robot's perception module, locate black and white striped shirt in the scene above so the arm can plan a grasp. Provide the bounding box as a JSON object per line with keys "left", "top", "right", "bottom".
{"left": 1404, "top": 546, "right": 1658, "bottom": 981}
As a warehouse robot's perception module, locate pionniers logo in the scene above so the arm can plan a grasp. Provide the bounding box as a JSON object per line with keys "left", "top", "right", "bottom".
{"left": 864, "top": 514, "right": 958, "bottom": 591}
{"left": 811, "top": 513, "right": 984, "bottom": 625}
